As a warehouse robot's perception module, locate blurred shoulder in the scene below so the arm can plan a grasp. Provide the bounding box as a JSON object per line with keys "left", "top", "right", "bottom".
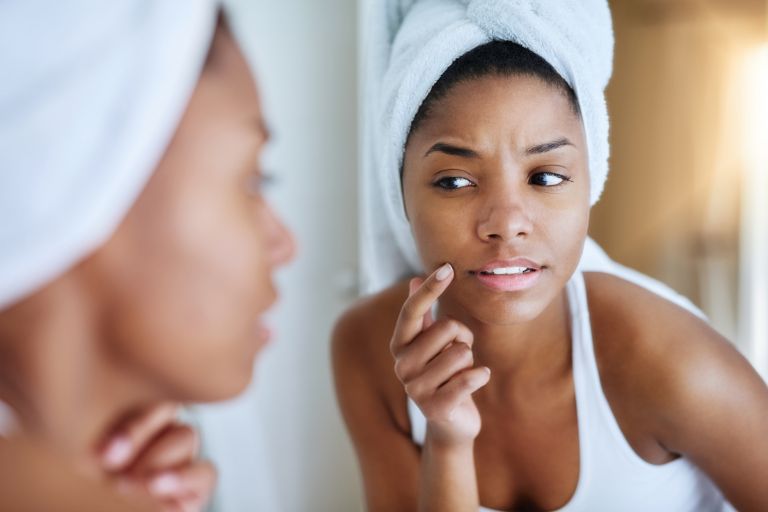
{"left": 331, "top": 279, "right": 413, "bottom": 433}
{"left": 332, "top": 279, "right": 410, "bottom": 363}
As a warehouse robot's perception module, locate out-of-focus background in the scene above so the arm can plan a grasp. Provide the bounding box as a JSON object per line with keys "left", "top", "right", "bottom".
{"left": 591, "top": 0, "right": 768, "bottom": 369}
{"left": 193, "top": 0, "right": 768, "bottom": 510}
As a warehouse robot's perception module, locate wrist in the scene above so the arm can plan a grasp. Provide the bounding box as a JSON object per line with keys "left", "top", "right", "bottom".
{"left": 424, "top": 424, "right": 476, "bottom": 452}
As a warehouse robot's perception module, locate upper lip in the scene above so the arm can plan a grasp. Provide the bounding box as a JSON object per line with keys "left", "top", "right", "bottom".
{"left": 471, "top": 258, "right": 544, "bottom": 274}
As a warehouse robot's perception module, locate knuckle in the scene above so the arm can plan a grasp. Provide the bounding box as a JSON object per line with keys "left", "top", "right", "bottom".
{"left": 444, "top": 319, "right": 460, "bottom": 333}
{"left": 458, "top": 345, "right": 473, "bottom": 364}
{"left": 447, "top": 343, "right": 472, "bottom": 364}
{"left": 457, "top": 371, "right": 477, "bottom": 389}
{"left": 432, "top": 318, "right": 455, "bottom": 337}
{"left": 403, "top": 380, "right": 423, "bottom": 399}
{"left": 420, "top": 402, "right": 436, "bottom": 417}
{"left": 388, "top": 337, "right": 397, "bottom": 355}
{"left": 393, "top": 358, "right": 408, "bottom": 379}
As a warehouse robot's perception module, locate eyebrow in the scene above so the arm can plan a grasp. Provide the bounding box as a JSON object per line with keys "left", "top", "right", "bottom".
{"left": 525, "top": 137, "right": 573, "bottom": 155}
{"left": 423, "top": 143, "right": 480, "bottom": 159}
{"left": 423, "top": 137, "right": 574, "bottom": 159}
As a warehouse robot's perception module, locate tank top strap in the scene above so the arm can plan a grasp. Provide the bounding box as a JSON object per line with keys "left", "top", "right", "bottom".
{"left": 567, "top": 269, "right": 625, "bottom": 470}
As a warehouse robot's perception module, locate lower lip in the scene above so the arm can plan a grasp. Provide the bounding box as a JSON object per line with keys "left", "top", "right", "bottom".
{"left": 473, "top": 269, "right": 542, "bottom": 292}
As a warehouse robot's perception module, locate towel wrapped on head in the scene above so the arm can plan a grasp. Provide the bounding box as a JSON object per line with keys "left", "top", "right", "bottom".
{"left": 0, "top": 0, "right": 219, "bottom": 310}
{"left": 360, "top": 0, "right": 703, "bottom": 316}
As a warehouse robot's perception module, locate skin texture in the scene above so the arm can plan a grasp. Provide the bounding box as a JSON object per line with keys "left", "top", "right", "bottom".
{"left": 0, "top": 19, "right": 294, "bottom": 512}
{"left": 333, "top": 73, "right": 768, "bottom": 512}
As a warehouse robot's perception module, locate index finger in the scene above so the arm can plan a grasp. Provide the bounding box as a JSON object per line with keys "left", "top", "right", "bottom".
{"left": 391, "top": 263, "right": 454, "bottom": 351}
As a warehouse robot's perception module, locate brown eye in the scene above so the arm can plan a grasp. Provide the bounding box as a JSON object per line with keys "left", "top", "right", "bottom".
{"left": 433, "top": 176, "right": 475, "bottom": 190}
{"left": 529, "top": 172, "right": 570, "bottom": 187}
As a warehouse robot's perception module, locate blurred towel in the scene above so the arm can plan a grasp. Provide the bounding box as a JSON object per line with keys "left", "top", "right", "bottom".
{"left": 0, "top": 0, "right": 219, "bottom": 310}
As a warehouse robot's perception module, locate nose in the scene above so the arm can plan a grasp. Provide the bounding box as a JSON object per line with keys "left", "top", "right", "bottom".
{"left": 263, "top": 203, "right": 297, "bottom": 268}
{"left": 476, "top": 194, "right": 533, "bottom": 242}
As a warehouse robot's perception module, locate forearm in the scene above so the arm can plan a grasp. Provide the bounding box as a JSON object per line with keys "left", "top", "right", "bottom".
{"left": 418, "top": 430, "right": 479, "bottom": 512}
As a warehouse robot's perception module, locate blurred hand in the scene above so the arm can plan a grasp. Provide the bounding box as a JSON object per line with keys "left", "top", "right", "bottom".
{"left": 99, "top": 403, "right": 216, "bottom": 512}
{"left": 390, "top": 264, "right": 491, "bottom": 446}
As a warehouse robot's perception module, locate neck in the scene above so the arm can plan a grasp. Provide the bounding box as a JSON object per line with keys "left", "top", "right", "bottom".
{"left": 438, "top": 287, "right": 572, "bottom": 403}
{"left": 0, "top": 276, "right": 158, "bottom": 472}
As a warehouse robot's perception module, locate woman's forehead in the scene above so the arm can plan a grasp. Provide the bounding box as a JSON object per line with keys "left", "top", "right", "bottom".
{"left": 410, "top": 75, "right": 584, "bottom": 149}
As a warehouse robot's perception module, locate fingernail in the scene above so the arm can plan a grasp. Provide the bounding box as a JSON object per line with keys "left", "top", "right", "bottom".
{"left": 484, "top": 367, "right": 491, "bottom": 375}
{"left": 149, "top": 472, "right": 183, "bottom": 496}
{"left": 102, "top": 436, "right": 132, "bottom": 469}
{"left": 435, "top": 264, "right": 453, "bottom": 281}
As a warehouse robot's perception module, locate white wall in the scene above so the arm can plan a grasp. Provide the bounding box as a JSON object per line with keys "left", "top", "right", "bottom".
{"left": 193, "top": 2, "right": 364, "bottom": 511}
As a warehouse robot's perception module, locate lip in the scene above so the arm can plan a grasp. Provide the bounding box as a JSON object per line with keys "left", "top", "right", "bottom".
{"left": 253, "top": 319, "right": 273, "bottom": 349}
{"left": 473, "top": 258, "right": 543, "bottom": 273}
{"left": 469, "top": 258, "right": 545, "bottom": 292}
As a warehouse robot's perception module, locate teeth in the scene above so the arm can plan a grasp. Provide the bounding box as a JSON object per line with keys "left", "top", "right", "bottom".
{"left": 482, "top": 266, "right": 530, "bottom": 275}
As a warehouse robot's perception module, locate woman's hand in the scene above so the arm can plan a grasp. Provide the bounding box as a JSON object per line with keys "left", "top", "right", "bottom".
{"left": 390, "top": 263, "right": 491, "bottom": 447}
{"left": 98, "top": 403, "right": 216, "bottom": 512}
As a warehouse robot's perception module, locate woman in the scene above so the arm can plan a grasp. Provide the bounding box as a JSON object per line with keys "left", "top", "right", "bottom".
{"left": 333, "top": 1, "right": 768, "bottom": 511}
{"left": 0, "top": 2, "right": 294, "bottom": 510}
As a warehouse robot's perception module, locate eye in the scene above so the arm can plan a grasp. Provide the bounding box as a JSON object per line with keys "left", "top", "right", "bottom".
{"left": 433, "top": 176, "right": 475, "bottom": 190}
{"left": 529, "top": 171, "right": 571, "bottom": 187}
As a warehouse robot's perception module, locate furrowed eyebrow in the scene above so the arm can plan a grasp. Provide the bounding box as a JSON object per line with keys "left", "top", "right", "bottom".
{"left": 423, "top": 138, "right": 574, "bottom": 158}
{"left": 525, "top": 137, "right": 573, "bottom": 155}
{"left": 423, "top": 142, "right": 480, "bottom": 159}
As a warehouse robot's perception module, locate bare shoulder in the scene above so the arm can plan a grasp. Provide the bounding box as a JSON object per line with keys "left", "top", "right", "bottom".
{"left": 583, "top": 271, "right": 767, "bottom": 459}
{"left": 583, "top": 270, "right": 736, "bottom": 369}
{"left": 331, "top": 279, "right": 412, "bottom": 432}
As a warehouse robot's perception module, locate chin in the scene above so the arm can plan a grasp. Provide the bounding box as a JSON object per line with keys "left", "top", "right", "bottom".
{"left": 193, "top": 372, "right": 254, "bottom": 403}
{"left": 464, "top": 299, "right": 547, "bottom": 325}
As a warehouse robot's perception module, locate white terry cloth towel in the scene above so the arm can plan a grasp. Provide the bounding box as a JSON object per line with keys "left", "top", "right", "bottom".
{"left": 360, "top": 0, "right": 704, "bottom": 317}
{"left": 0, "top": 0, "right": 220, "bottom": 311}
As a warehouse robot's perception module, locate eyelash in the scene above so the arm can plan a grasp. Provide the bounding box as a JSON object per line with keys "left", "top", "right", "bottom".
{"left": 433, "top": 176, "right": 475, "bottom": 190}
{"left": 432, "top": 171, "right": 572, "bottom": 190}
{"left": 529, "top": 171, "right": 572, "bottom": 187}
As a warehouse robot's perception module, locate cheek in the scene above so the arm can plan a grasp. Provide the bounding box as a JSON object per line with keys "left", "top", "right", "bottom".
{"left": 544, "top": 201, "right": 590, "bottom": 271}
{"left": 409, "top": 196, "right": 475, "bottom": 267}
{"left": 152, "top": 193, "right": 267, "bottom": 326}
{"left": 102, "top": 192, "right": 274, "bottom": 400}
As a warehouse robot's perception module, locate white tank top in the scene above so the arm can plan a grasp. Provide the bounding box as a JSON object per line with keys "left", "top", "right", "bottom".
{"left": 407, "top": 271, "right": 734, "bottom": 512}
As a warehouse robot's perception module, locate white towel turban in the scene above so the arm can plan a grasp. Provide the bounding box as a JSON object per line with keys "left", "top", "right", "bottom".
{"left": 360, "top": 0, "right": 703, "bottom": 316}
{"left": 0, "top": 0, "right": 219, "bottom": 310}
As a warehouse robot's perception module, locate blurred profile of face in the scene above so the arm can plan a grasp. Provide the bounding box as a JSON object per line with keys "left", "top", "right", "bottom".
{"left": 402, "top": 74, "right": 589, "bottom": 325}
{"left": 83, "top": 21, "right": 296, "bottom": 402}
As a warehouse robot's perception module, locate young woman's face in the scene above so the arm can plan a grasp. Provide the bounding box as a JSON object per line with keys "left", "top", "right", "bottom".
{"left": 403, "top": 74, "right": 589, "bottom": 325}
{"left": 84, "top": 23, "right": 295, "bottom": 401}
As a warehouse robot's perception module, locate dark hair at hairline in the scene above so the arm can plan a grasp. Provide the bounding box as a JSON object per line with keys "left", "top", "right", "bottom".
{"left": 407, "top": 40, "right": 581, "bottom": 141}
